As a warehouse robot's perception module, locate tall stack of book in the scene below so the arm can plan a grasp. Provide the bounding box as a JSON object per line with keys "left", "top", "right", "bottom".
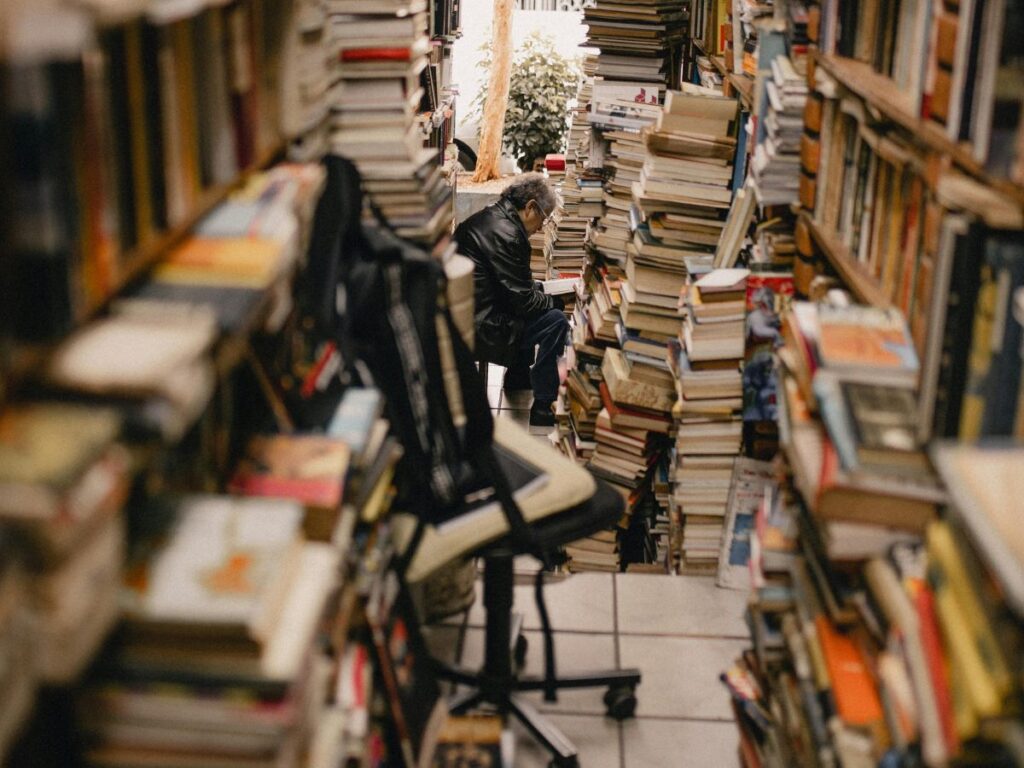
{"left": 750, "top": 54, "right": 806, "bottom": 206}
{"left": 80, "top": 495, "right": 341, "bottom": 767}
{"left": 548, "top": 66, "right": 597, "bottom": 281}
{"left": 328, "top": 2, "right": 452, "bottom": 244}
{"left": 583, "top": 346, "right": 675, "bottom": 570}
{"left": 670, "top": 268, "right": 748, "bottom": 573}
{"left": 549, "top": 212, "right": 589, "bottom": 278}
{"left": 584, "top": 0, "right": 689, "bottom": 90}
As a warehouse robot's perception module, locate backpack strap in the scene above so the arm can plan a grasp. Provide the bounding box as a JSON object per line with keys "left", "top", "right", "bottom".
{"left": 444, "top": 308, "right": 561, "bottom": 701}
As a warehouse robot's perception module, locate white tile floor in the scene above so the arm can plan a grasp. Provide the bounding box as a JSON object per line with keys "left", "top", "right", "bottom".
{"left": 420, "top": 366, "right": 746, "bottom": 767}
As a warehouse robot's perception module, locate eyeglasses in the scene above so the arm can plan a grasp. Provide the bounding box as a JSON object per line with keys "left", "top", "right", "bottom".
{"left": 533, "top": 199, "right": 555, "bottom": 226}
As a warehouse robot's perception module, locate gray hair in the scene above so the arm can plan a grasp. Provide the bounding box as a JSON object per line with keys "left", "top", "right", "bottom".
{"left": 500, "top": 173, "right": 557, "bottom": 213}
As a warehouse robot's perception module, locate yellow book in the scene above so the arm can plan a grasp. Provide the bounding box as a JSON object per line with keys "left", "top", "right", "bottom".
{"left": 958, "top": 265, "right": 997, "bottom": 439}
{"left": 927, "top": 522, "right": 1011, "bottom": 717}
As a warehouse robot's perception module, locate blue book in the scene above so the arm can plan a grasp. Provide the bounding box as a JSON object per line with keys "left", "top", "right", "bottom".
{"left": 327, "top": 388, "right": 385, "bottom": 458}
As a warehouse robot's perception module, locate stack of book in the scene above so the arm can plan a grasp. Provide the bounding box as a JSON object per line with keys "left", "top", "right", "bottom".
{"left": 750, "top": 54, "right": 806, "bottom": 206}
{"left": 578, "top": 170, "right": 607, "bottom": 220}
{"left": 633, "top": 87, "right": 736, "bottom": 260}
{"left": 729, "top": 0, "right": 774, "bottom": 76}
{"left": 80, "top": 495, "right": 340, "bottom": 767}
{"left": 584, "top": 0, "right": 689, "bottom": 90}
{"left": 562, "top": 367, "right": 603, "bottom": 463}
{"left": 548, "top": 213, "right": 589, "bottom": 278}
{"left": 670, "top": 268, "right": 749, "bottom": 572}
{"left": 777, "top": 301, "right": 945, "bottom": 527}
{"left": 282, "top": 0, "right": 332, "bottom": 159}
{"left": 564, "top": 529, "right": 621, "bottom": 573}
{"left": 328, "top": 2, "right": 452, "bottom": 243}
{"left": 0, "top": 404, "right": 130, "bottom": 692}
{"left": 548, "top": 65, "right": 596, "bottom": 281}
{"left": 586, "top": 347, "right": 676, "bottom": 562}
{"left": 568, "top": 59, "right": 596, "bottom": 163}
{"left": 581, "top": 268, "right": 624, "bottom": 347}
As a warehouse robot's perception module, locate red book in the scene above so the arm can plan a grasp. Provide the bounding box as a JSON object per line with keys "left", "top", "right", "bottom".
{"left": 914, "top": 586, "right": 960, "bottom": 754}
{"left": 229, "top": 434, "right": 351, "bottom": 540}
{"left": 544, "top": 154, "right": 566, "bottom": 171}
{"left": 340, "top": 47, "right": 412, "bottom": 62}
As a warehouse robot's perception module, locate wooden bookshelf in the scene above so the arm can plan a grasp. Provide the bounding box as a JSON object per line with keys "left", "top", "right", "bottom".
{"left": 97, "top": 140, "right": 287, "bottom": 316}
{"left": 727, "top": 72, "right": 753, "bottom": 110}
{"left": 0, "top": 139, "right": 286, "bottom": 406}
{"left": 813, "top": 52, "right": 1024, "bottom": 209}
{"left": 801, "top": 213, "right": 891, "bottom": 308}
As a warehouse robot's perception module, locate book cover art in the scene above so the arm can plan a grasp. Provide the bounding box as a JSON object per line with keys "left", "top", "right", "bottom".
{"left": 816, "top": 305, "right": 919, "bottom": 378}
{"left": 742, "top": 272, "right": 794, "bottom": 422}
{"left": 717, "top": 458, "right": 776, "bottom": 591}
{"left": 122, "top": 495, "right": 303, "bottom": 628}
{"left": 229, "top": 434, "right": 351, "bottom": 510}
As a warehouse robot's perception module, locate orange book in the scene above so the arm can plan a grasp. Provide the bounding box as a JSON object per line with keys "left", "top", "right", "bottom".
{"left": 156, "top": 236, "right": 285, "bottom": 288}
{"left": 815, "top": 615, "right": 884, "bottom": 727}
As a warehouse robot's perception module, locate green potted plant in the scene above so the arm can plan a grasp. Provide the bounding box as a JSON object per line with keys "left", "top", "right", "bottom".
{"left": 472, "top": 31, "right": 581, "bottom": 172}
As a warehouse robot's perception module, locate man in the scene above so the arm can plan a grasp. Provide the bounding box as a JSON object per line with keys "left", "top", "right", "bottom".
{"left": 454, "top": 174, "right": 569, "bottom": 432}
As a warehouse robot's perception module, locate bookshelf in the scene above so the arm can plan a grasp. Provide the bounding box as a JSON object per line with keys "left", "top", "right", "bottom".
{"left": 105, "top": 139, "right": 287, "bottom": 316}
{"left": 0, "top": 0, "right": 464, "bottom": 762}
{"left": 1, "top": 140, "right": 286, "bottom": 405}
{"left": 726, "top": 70, "right": 753, "bottom": 109}
{"left": 800, "top": 212, "right": 891, "bottom": 308}
{"left": 813, "top": 52, "right": 1024, "bottom": 209}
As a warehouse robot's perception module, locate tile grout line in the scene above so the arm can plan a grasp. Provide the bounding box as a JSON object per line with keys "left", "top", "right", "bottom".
{"left": 613, "top": 576, "right": 627, "bottom": 768}
{"left": 446, "top": 624, "right": 748, "bottom": 641}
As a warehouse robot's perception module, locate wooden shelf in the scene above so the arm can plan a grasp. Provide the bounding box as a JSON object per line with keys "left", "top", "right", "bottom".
{"left": 813, "top": 52, "right": 1024, "bottom": 209}
{"left": 801, "top": 213, "right": 891, "bottom": 308}
{"left": 727, "top": 73, "right": 753, "bottom": 110}
{"left": 1, "top": 140, "right": 286, "bottom": 404}
{"left": 94, "top": 140, "right": 286, "bottom": 317}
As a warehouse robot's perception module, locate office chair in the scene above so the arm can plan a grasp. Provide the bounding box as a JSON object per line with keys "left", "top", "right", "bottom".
{"left": 399, "top": 417, "right": 641, "bottom": 768}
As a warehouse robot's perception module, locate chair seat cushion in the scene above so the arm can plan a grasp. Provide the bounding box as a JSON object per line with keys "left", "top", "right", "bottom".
{"left": 396, "top": 416, "right": 605, "bottom": 583}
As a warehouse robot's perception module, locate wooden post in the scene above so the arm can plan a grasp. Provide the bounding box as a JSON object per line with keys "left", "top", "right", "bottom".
{"left": 472, "top": 0, "right": 514, "bottom": 182}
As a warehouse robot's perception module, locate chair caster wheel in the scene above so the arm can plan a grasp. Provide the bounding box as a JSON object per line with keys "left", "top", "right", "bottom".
{"left": 514, "top": 634, "right": 528, "bottom": 668}
{"left": 548, "top": 756, "right": 579, "bottom": 768}
{"left": 603, "top": 685, "right": 637, "bottom": 720}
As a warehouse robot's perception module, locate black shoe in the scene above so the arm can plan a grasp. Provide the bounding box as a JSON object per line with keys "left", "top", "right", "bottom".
{"left": 528, "top": 400, "right": 556, "bottom": 434}
{"left": 503, "top": 365, "right": 532, "bottom": 392}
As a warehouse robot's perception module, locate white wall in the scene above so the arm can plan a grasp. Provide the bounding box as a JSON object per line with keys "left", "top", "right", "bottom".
{"left": 452, "top": 6, "right": 589, "bottom": 145}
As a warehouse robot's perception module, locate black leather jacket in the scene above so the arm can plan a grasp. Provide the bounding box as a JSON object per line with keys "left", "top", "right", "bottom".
{"left": 454, "top": 198, "right": 556, "bottom": 366}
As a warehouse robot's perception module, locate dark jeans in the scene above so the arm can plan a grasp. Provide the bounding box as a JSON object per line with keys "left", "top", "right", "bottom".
{"left": 516, "top": 309, "right": 569, "bottom": 403}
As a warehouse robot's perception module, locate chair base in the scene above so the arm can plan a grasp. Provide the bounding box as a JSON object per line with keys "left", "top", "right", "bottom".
{"left": 432, "top": 552, "right": 641, "bottom": 766}
{"left": 437, "top": 654, "right": 641, "bottom": 766}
